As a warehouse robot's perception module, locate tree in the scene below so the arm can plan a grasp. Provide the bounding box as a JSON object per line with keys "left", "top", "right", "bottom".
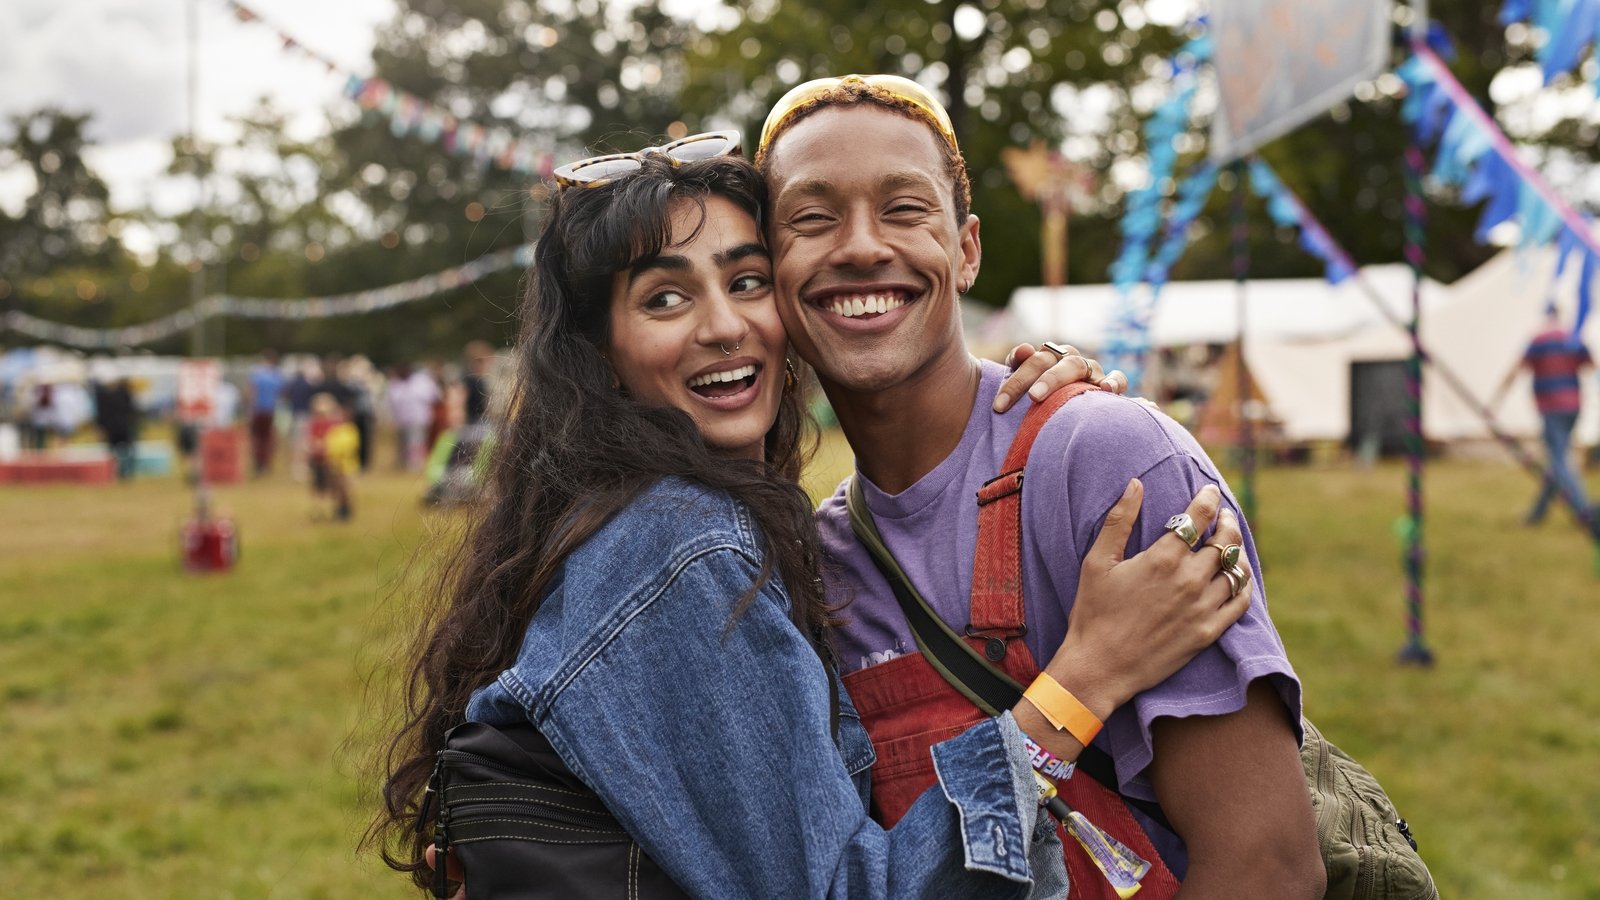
{"left": 0, "top": 109, "right": 125, "bottom": 285}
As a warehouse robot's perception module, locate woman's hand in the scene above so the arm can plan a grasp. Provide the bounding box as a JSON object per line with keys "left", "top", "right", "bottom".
{"left": 993, "top": 342, "right": 1129, "bottom": 413}
{"left": 424, "top": 845, "right": 465, "bottom": 900}
{"left": 1040, "top": 480, "right": 1251, "bottom": 722}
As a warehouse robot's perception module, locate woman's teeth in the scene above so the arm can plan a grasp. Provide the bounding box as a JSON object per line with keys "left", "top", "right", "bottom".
{"left": 687, "top": 364, "right": 756, "bottom": 389}
{"left": 828, "top": 293, "right": 907, "bottom": 318}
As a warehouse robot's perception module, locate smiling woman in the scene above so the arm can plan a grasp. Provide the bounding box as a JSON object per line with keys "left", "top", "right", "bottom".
{"left": 605, "top": 195, "right": 786, "bottom": 460}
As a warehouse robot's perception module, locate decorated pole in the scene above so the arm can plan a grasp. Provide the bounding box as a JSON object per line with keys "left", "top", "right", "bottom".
{"left": 1230, "top": 161, "right": 1257, "bottom": 523}
{"left": 1398, "top": 139, "right": 1435, "bottom": 667}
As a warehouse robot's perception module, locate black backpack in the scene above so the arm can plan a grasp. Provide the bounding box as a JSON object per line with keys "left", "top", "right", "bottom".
{"left": 423, "top": 721, "right": 691, "bottom": 899}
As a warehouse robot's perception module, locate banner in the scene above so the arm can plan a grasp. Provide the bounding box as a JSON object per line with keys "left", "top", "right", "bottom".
{"left": 3, "top": 246, "right": 532, "bottom": 351}
{"left": 1209, "top": 0, "right": 1393, "bottom": 163}
{"left": 223, "top": 0, "right": 554, "bottom": 177}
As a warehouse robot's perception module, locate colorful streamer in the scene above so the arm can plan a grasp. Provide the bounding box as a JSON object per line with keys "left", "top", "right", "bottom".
{"left": 1399, "top": 34, "right": 1600, "bottom": 331}
{"left": 1105, "top": 34, "right": 1214, "bottom": 387}
{"left": 224, "top": 0, "right": 555, "bottom": 177}
{"left": 1500, "top": 0, "right": 1600, "bottom": 89}
{"left": 2, "top": 246, "right": 532, "bottom": 351}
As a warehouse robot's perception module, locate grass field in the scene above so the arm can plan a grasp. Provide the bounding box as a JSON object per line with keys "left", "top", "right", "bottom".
{"left": 3, "top": 430, "right": 1599, "bottom": 898}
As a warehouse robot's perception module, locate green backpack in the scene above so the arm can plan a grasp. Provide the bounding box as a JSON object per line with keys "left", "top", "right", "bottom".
{"left": 1302, "top": 718, "right": 1439, "bottom": 899}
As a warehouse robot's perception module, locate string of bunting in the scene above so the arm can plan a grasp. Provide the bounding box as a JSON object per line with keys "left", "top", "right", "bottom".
{"left": 1398, "top": 28, "right": 1599, "bottom": 330}
{"left": 223, "top": 0, "right": 555, "bottom": 177}
{"left": 2, "top": 246, "right": 532, "bottom": 351}
{"left": 1103, "top": 32, "right": 1213, "bottom": 386}
{"left": 1500, "top": 0, "right": 1600, "bottom": 89}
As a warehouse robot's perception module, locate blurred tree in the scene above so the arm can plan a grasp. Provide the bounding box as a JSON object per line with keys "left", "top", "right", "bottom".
{"left": 0, "top": 110, "right": 126, "bottom": 313}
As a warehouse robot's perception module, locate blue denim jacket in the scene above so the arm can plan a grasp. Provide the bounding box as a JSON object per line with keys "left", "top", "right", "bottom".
{"left": 468, "top": 477, "right": 1067, "bottom": 899}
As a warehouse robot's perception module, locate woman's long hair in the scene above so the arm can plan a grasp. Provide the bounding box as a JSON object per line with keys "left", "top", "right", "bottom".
{"left": 366, "top": 155, "right": 832, "bottom": 888}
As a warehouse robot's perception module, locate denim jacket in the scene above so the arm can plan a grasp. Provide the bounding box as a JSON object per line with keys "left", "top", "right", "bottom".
{"left": 468, "top": 477, "right": 1067, "bottom": 899}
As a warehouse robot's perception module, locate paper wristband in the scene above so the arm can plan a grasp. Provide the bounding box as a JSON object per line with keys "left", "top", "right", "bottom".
{"left": 1023, "top": 673, "right": 1104, "bottom": 746}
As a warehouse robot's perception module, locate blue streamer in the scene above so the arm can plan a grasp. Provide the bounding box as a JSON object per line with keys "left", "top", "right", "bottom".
{"left": 1578, "top": 250, "right": 1596, "bottom": 331}
{"left": 1543, "top": 0, "right": 1600, "bottom": 83}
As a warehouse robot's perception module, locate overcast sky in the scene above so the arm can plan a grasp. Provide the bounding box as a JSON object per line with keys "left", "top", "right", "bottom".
{"left": 0, "top": 0, "right": 395, "bottom": 222}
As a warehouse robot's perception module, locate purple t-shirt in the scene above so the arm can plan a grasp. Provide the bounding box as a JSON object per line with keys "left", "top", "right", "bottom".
{"left": 817, "top": 360, "right": 1302, "bottom": 808}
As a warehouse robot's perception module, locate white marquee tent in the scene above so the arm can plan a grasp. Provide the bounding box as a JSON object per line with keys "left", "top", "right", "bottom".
{"left": 1003, "top": 249, "right": 1600, "bottom": 445}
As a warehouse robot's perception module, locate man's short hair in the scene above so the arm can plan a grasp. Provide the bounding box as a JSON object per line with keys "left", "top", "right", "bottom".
{"left": 754, "top": 78, "right": 972, "bottom": 223}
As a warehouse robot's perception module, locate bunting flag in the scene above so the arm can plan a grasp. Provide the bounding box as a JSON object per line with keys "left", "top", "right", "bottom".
{"left": 1104, "top": 34, "right": 1214, "bottom": 386}
{"left": 1399, "top": 32, "right": 1600, "bottom": 330}
{"left": 1500, "top": 0, "right": 1600, "bottom": 89}
{"left": 2, "top": 246, "right": 532, "bottom": 351}
{"left": 223, "top": 0, "right": 555, "bottom": 177}
{"left": 1244, "top": 158, "right": 1359, "bottom": 283}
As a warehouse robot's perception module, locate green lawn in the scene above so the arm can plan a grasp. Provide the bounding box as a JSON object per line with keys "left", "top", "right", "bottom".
{"left": 2, "top": 433, "right": 1597, "bottom": 898}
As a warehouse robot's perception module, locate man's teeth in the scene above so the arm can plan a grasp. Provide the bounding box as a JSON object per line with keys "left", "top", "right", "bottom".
{"left": 827, "top": 293, "right": 907, "bottom": 318}
{"left": 687, "top": 364, "right": 756, "bottom": 388}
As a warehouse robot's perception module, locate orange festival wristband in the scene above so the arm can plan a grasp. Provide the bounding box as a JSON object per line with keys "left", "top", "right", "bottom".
{"left": 1023, "top": 673, "right": 1104, "bottom": 746}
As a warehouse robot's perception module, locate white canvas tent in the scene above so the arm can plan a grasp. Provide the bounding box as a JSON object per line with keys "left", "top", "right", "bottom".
{"left": 1004, "top": 249, "right": 1600, "bottom": 445}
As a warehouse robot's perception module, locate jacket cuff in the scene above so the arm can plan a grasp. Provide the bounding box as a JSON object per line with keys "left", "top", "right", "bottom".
{"left": 930, "top": 711, "right": 1040, "bottom": 883}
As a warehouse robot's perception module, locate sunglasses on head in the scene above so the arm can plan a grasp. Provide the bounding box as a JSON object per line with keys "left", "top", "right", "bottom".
{"left": 552, "top": 130, "right": 743, "bottom": 190}
{"left": 758, "top": 74, "right": 959, "bottom": 156}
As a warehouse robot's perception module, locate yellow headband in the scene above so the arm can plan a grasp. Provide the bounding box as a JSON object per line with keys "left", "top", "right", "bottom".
{"left": 758, "top": 74, "right": 959, "bottom": 156}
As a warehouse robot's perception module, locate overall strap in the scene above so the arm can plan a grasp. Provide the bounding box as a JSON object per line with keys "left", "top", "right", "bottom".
{"left": 970, "top": 382, "right": 1099, "bottom": 637}
{"left": 972, "top": 383, "right": 1174, "bottom": 832}
{"left": 847, "top": 478, "right": 1023, "bottom": 716}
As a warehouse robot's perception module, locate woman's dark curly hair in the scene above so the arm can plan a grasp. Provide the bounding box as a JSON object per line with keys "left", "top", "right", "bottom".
{"left": 365, "top": 154, "right": 832, "bottom": 890}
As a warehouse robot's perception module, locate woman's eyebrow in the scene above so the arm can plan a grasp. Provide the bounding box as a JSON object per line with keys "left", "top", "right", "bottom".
{"left": 628, "top": 254, "right": 688, "bottom": 283}
{"left": 715, "top": 242, "right": 770, "bottom": 267}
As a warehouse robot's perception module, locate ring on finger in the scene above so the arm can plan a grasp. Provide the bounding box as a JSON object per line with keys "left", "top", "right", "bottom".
{"left": 1039, "top": 340, "right": 1074, "bottom": 362}
{"left": 1086, "top": 357, "right": 1105, "bottom": 383}
{"left": 1164, "top": 513, "right": 1201, "bottom": 549}
{"left": 1222, "top": 564, "right": 1250, "bottom": 597}
{"left": 1205, "top": 543, "right": 1242, "bottom": 571}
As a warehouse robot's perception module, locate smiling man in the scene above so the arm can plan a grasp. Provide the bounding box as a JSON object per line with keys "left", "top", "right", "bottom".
{"left": 756, "top": 75, "right": 1324, "bottom": 899}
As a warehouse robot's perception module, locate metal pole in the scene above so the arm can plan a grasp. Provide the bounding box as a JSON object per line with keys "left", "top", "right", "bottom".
{"left": 187, "top": 0, "right": 205, "bottom": 358}
{"left": 1229, "top": 161, "right": 1256, "bottom": 524}
{"left": 1398, "top": 142, "right": 1435, "bottom": 667}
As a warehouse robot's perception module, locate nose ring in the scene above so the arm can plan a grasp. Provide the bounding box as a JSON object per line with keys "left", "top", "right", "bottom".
{"left": 718, "top": 341, "right": 740, "bottom": 357}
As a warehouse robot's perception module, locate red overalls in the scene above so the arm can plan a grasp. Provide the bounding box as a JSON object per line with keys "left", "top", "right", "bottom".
{"left": 840, "top": 385, "right": 1180, "bottom": 899}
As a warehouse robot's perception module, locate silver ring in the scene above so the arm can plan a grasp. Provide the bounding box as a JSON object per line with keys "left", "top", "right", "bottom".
{"left": 1222, "top": 564, "right": 1250, "bottom": 597}
{"left": 1039, "top": 340, "right": 1073, "bottom": 361}
{"left": 1164, "top": 513, "right": 1200, "bottom": 549}
{"left": 718, "top": 341, "right": 740, "bottom": 357}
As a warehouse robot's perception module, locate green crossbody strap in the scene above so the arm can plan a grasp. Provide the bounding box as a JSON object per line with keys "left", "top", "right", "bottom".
{"left": 846, "top": 476, "right": 1026, "bottom": 716}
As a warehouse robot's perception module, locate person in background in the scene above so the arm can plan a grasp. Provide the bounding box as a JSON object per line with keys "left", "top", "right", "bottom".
{"left": 308, "top": 391, "right": 360, "bottom": 521}
{"left": 93, "top": 377, "right": 139, "bottom": 481}
{"left": 339, "top": 356, "right": 379, "bottom": 472}
{"left": 1495, "top": 305, "right": 1594, "bottom": 526}
{"left": 246, "top": 349, "right": 285, "bottom": 476}
{"left": 461, "top": 340, "right": 496, "bottom": 427}
{"left": 424, "top": 358, "right": 454, "bottom": 458}
{"left": 387, "top": 363, "right": 440, "bottom": 472}
{"left": 283, "top": 357, "right": 323, "bottom": 482}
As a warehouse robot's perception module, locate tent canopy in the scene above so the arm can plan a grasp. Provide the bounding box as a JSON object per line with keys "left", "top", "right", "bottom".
{"left": 1002, "top": 251, "right": 1598, "bottom": 444}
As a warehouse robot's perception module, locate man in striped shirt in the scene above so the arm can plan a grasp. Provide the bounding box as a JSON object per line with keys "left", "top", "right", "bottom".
{"left": 1497, "top": 307, "right": 1594, "bottom": 525}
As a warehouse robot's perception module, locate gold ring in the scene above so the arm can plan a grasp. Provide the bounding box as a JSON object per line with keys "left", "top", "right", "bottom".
{"left": 1206, "top": 543, "right": 1242, "bottom": 571}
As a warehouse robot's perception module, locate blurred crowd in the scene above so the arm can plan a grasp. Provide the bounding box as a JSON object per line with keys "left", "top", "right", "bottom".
{"left": 0, "top": 341, "right": 507, "bottom": 515}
